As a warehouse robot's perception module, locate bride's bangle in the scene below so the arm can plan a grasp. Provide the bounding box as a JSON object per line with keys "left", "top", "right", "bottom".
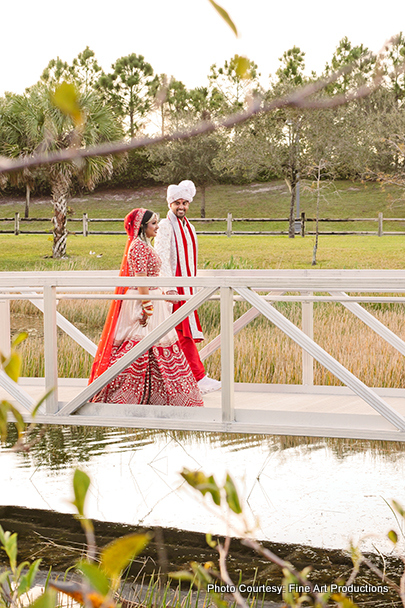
{"left": 142, "top": 300, "right": 154, "bottom": 316}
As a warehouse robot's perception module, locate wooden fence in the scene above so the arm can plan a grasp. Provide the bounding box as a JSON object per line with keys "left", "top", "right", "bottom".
{"left": 1, "top": 211, "right": 405, "bottom": 236}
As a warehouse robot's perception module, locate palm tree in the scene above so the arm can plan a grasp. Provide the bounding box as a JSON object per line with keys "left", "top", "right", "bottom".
{"left": 0, "top": 93, "right": 37, "bottom": 217}
{"left": 1, "top": 85, "right": 123, "bottom": 257}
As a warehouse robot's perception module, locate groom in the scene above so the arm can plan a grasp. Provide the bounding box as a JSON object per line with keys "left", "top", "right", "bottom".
{"left": 154, "top": 180, "right": 221, "bottom": 395}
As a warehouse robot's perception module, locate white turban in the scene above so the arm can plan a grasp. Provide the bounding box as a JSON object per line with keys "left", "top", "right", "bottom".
{"left": 167, "top": 180, "right": 196, "bottom": 207}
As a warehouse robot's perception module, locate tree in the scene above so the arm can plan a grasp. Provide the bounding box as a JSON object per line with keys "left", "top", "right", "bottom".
{"left": 323, "top": 37, "right": 376, "bottom": 94}
{"left": 40, "top": 57, "right": 71, "bottom": 87}
{"left": 2, "top": 85, "right": 123, "bottom": 257}
{"left": 270, "top": 46, "right": 310, "bottom": 237}
{"left": 275, "top": 46, "right": 306, "bottom": 87}
{"left": 96, "top": 54, "right": 155, "bottom": 137}
{"left": 40, "top": 48, "right": 102, "bottom": 94}
{"left": 363, "top": 97, "right": 405, "bottom": 203}
{"left": 149, "top": 74, "right": 189, "bottom": 135}
{"left": 149, "top": 130, "right": 222, "bottom": 217}
{"left": 301, "top": 107, "right": 340, "bottom": 265}
{"left": 208, "top": 54, "right": 260, "bottom": 113}
{"left": 70, "top": 47, "right": 102, "bottom": 93}
{"left": 0, "top": 93, "right": 39, "bottom": 217}
{"left": 382, "top": 32, "right": 405, "bottom": 101}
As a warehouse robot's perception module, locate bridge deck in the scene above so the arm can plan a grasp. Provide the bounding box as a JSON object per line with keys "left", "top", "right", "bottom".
{"left": 4, "top": 379, "right": 405, "bottom": 442}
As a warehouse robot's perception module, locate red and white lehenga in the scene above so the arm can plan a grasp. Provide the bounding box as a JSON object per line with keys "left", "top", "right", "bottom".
{"left": 89, "top": 209, "right": 203, "bottom": 407}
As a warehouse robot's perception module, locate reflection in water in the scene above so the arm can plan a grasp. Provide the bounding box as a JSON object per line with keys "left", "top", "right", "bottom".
{"left": 2, "top": 425, "right": 405, "bottom": 553}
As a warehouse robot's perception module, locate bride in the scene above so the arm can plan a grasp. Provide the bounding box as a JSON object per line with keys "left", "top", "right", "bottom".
{"left": 89, "top": 207, "right": 203, "bottom": 407}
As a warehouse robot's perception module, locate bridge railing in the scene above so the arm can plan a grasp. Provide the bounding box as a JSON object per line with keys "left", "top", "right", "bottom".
{"left": 1, "top": 269, "right": 405, "bottom": 432}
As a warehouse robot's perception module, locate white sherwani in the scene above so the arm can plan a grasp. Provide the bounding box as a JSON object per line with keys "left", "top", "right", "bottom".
{"left": 154, "top": 211, "right": 204, "bottom": 341}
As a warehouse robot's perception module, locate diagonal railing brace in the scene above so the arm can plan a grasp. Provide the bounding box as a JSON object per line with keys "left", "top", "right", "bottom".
{"left": 335, "top": 291, "right": 405, "bottom": 356}
{"left": 0, "top": 370, "right": 35, "bottom": 411}
{"left": 236, "top": 286, "right": 405, "bottom": 432}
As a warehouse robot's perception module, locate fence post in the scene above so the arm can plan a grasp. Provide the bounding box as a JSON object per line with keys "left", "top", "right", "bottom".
{"left": 83, "top": 213, "right": 89, "bottom": 237}
{"left": 378, "top": 212, "right": 383, "bottom": 237}
{"left": 301, "top": 212, "right": 306, "bottom": 237}
{"left": 14, "top": 212, "right": 20, "bottom": 236}
{"left": 43, "top": 285, "right": 59, "bottom": 413}
{"left": 226, "top": 213, "right": 232, "bottom": 237}
{"left": 0, "top": 298, "right": 11, "bottom": 358}
{"left": 220, "top": 286, "right": 234, "bottom": 422}
{"left": 301, "top": 292, "right": 314, "bottom": 385}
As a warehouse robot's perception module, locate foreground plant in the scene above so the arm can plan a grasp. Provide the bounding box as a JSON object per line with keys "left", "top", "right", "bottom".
{"left": 177, "top": 467, "right": 405, "bottom": 608}
{"left": 0, "top": 469, "right": 152, "bottom": 608}
{"left": 48, "top": 469, "right": 151, "bottom": 608}
{"left": 0, "top": 333, "right": 52, "bottom": 451}
{"left": 0, "top": 526, "right": 45, "bottom": 608}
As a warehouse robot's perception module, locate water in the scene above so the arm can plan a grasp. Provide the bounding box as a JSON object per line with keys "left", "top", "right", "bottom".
{"left": 2, "top": 426, "right": 405, "bottom": 556}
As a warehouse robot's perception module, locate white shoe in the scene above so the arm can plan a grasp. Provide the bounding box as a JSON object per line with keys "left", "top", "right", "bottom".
{"left": 198, "top": 375, "right": 221, "bottom": 395}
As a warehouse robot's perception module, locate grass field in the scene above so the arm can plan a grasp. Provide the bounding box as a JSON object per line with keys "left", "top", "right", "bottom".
{"left": 3, "top": 180, "right": 405, "bottom": 386}
{"left": 1, "top": 233, "right": 405, "bottom": 271}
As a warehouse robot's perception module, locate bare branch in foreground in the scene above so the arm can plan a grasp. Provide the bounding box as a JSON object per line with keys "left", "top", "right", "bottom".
{"left": 217, "top": 537, "right": 249, "bottom": 608}
{"left": 242, "top": 537, "right": 329, "bottom": 607}
{"left": 0, "top": 53, "right": 387, "bottom": 176}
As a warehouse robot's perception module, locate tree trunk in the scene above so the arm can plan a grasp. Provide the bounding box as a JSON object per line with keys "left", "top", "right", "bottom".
{"left": 51, "top": 173, "right": 70, "bottom": 258}
{"left": 312, "top": 164, "right": 321, "bottom": 266}
{"left": 25, "top": 184, "right": 30, "bottom": 219}
{"left": 200, "top": 185, "right": 206, "bottom": 218}
{"left": 288, "top": 173, "right": 297, "bottom": 238}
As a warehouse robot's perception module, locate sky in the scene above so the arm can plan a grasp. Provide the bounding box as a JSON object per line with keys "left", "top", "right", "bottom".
{"left": 1, "top": 0, "right": 404, "bottom": 96}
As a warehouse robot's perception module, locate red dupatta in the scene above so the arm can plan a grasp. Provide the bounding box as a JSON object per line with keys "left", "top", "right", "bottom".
{"left": 88, "top": 208, "right": 146, "bottom": 383}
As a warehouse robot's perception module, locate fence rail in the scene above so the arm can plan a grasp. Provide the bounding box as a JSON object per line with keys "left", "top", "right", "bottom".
{"left": 2, "top": 212, "right": 405, "bottom": 236}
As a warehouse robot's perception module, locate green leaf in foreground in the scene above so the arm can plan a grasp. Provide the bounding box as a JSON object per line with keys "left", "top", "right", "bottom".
{"left": 181, "top": 468, "right": 221, "bottom": 506}
{"left": 388, "top": 529, "right": 398, "bottom": 544}
{"left": 76, "top": 561, "right": 110, "bottom": 596}
{"left": 100, "top": 533, "right": 152, "bottom": 587}
{"left": 235, "top": 56, "right": 251, "bottom": 79}
{"left": 208, "top": 0, "right": 238, "bottom": 36}
{"left": 0, "top": 401, "right": 26, "bottom": 442}
{"left": 31, "top": 388, "right": 55, "bottom": 418}
{"left": 4, "top": 351, "right": 22, "bottom": 383}
{"left": 0, "top": 525, "right": 18, "bottom": 571}
{"left": 11, "top": 332, "right": 28, "bottom": 348}
{"left": 72, "top": 469, "right": 91, "bottom": 516}
{"left": 0, "top": 402, "right": 9, "bottom": 442}
{"left": 18, "top": 559, "right": 42, "bottom": 595}
{"left": 27, "top": 589, "right": 57, "bottom": 608}
{"left": 392, "top": 500, "right": 405, "bottom": 518}
{"left": 224, "top": 474, "right": 242, "bottom": 514}
{"left": 51, "top": 82, "right": 83, "bottom": 126}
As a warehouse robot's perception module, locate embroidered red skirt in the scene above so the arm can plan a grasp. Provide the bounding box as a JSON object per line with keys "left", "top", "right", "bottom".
{"left": 93, "top": 339, "right": 203, "bottom": 407}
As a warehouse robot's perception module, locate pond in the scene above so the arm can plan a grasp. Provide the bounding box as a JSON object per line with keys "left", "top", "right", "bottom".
{"left": 2, "top": 425, "right": 405, "bottom": 556}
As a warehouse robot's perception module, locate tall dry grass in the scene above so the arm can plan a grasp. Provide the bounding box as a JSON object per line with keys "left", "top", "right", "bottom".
{"left": 10, "top": 298, "right": 405, "bottom": 387}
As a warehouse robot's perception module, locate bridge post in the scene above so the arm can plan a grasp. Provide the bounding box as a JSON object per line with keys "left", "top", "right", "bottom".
{"left": 43, "top": 285, "right": 59, "bottom": 413}
{"left": 301, "top": 292, "right": 314, "bottom": 385}
{"left": 220, "top": 286, "right": 234, "bottom": 422}
{"left": 0, "top": 297, "right": 11, "bottom": 358}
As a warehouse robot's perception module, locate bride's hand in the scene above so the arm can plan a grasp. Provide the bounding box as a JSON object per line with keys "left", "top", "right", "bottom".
{"left": 139, "top": 311, "right": 149, "bottom": 327}
{"left": 140, "top": 300, "right": 153, "bottom": 326}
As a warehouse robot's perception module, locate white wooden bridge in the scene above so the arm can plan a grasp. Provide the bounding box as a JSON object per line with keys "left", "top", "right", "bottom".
{"left": 2, "top": 269, "right": 405, "bottom": 442}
